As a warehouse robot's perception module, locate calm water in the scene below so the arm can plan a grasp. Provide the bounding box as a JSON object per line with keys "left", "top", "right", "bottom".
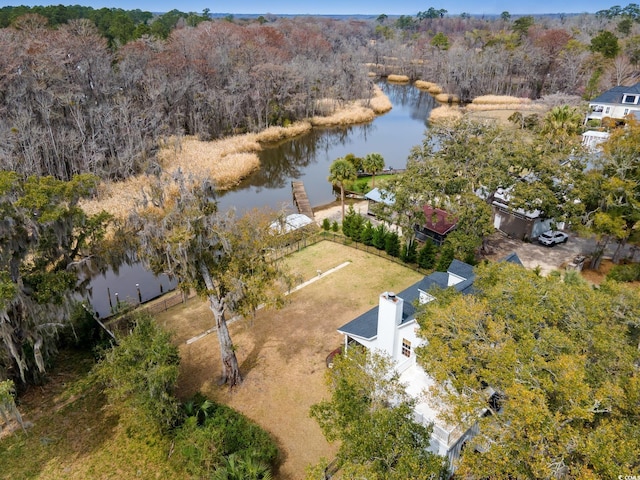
{"left": 87, "top": 83, "right": 433, "bottom": 317}
{"left": 217, "top": 82, "right": 434, "bottom": 212}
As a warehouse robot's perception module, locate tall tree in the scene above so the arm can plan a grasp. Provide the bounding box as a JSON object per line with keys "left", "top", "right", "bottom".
{"left": 93, "top": 310, "right": 180, "bottom": 432}
{"left": 309, "top": 348, "right": 447, "bottom": 479}
{"left": 591, "top": 30, "right": 621, "bottom": 58}
{"left": 0, "top": 172, "right": 110, "bottom": 384}
{"left": 328, "top": 157, "right": 357, "bottom": 222}
{"left": 362, "top": 153, "right": 385, "bottom": 188}
{"left": 416, "top": 262, "right": 640, "bottom": 478}
{"left": 129, "top": 170, "right": 290, "bottom": 387}
{"left": 582, "top": 116, "right": 640, "bottom": 266}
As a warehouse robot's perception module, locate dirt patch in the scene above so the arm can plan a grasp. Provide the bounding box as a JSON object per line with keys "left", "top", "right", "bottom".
{"left": 155, "top": 241, "right": 423, "bottom": 480}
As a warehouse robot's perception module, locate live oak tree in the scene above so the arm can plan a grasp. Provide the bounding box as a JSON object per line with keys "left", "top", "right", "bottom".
{"left": 0, "top": 172, "right": 110, "bottom": 384}
{"left": 578, "top": 116, "right": 640, "bottom": 268}
{"left": 385, "top": 117, "right": 587, "bottom": 260}
{"left": 309, "top": 348, "right": 447, "bottom": 480}
{"left": 129, "top": 170, "right": 289, "bottom": 387}
{"left": 416, "top": 262, "right": 640, "bottom": 478}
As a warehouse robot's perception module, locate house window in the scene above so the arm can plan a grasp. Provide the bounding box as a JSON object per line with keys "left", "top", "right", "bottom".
{"left": 605, "top": 106, "right": 610, "bottom": 114}
{"left": 622, "top": 94, "right": 638, "bottom": 104}
{"left": 624, "top": 108, "right": 630, "bottom": 115}
{"left": 402, "top": 339, "right": 411, "bottom": 357}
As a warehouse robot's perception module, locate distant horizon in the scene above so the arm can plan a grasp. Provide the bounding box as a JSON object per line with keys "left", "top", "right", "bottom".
{"left": 0, "top": 1, "right": 617, "bottom": 16}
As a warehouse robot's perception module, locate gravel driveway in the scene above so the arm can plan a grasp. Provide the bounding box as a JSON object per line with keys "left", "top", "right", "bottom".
{"left": 481, "top": 232, "right": 597, "bottom": 275}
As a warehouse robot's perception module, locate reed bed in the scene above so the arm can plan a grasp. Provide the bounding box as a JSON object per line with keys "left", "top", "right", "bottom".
{"left": 472, "top": 95, "right": 531, "bottom": 105}
{"left": 387, "top": 74, "right": 410, "bottom": 83}
{"left": 311, "top": 106, "right": 376, "bottom": 126}
{"left": 311, "top": 84, "right": 390, "bottom": 125}
{"left": 414, "top": 80, "right": 443, "bottom": 94}
{"left": 256, "top": 122, "right": 313, "bottom": 143}
{"left": 158, "top": 136, "right": 261, "bottom": 188}
{"left": 368, "top": 84, "right": 392, "bottom": 113}
{"left": 466, "top": 103, "right": 546, "bottom": 112}
{"left": 434, "top": 93, "right": 461, "bottom": 104}
{"left": 81, "top": 175, "right": 152, "bottom": 219}
{"left": 429, "top": 105, "right": 463, "bottom": 123}
{"left": 82, "top": 87, "right": 394, "bottom": 219}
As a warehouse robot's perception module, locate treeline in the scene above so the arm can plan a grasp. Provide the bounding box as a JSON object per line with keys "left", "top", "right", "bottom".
{"left": 0, "top": 5, "right": 210, "bottom": 44}
{"left": 0, "top": 16, "right": 371, "bottom": 181}
{"left": 367, "top": 3, "right": 640, "bottom": 100}
{"left": 2, "top": 5, "right": 640, "bottom": 182}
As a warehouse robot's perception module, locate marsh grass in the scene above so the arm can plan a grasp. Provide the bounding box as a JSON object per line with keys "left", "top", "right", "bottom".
{"left": 387, "top": 74, "right": 410, "bottom": 83}
{"left": 429, "top": 105, "right": 464, "bottom": 122}
{"left": 472, "top": 95, "right": 531, "bottom": 105}
{"left": 466, "top": 95, "right": 546, "bottom": 113}
{"left": 82, "top": 87, "right": 393, "bottom": 219}
{"left": 414, "top": 80, "right": 443, "bottom": 94}
{"left": 311, "top": 84, "right": 390, "bottom": 125}
{"left": 435, "top": 93, "right": 461, "bottom": 104}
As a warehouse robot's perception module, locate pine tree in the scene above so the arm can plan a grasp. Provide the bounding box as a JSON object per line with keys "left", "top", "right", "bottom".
{"left": 385, "top": 231, "right": 401, "bottom": 257}
{"left": 372, "top": 224, "right": 387, "bottom": 250}
{"left": 401, "top": 239, "right": 418, "bottom": 264}
{"left": 417, "top": 240, "right": 437, "bottom": 269}
{"left": 360, "top": 221, "right": 374, "bottom": 246}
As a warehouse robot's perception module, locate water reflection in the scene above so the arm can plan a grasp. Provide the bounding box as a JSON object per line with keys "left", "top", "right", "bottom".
{"left": 217, "top": 82, "right": 434, "bottom": 212}
{"left": 87, "top": 83, "right": 434, "bottom": 316}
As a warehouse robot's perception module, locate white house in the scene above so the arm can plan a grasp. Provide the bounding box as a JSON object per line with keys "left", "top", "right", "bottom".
{"left": 585, "top": 82, "right": 640, "bottom": 125}
{"left": 336, "top": 255, "right": 522, "bottom": 469}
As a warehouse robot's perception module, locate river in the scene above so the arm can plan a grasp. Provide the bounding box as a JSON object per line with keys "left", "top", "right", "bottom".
{"left": 87, "top": 82, "right": 435, "bottom": 318}
{"left": 217, "top": 82, "right": 435, "bottom": 212}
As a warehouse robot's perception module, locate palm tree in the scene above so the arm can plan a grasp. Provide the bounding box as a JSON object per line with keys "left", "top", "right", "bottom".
{"left": 328, "top": 157, "right": 357, "bottom": 222}
{"left": 363, "top": 152, "right": 385, "bottom": 188}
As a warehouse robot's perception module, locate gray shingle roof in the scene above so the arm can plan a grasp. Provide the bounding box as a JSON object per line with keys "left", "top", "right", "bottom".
{"left": 337, "top": 254, "right": 522, "bottom": 339}
{"left": 447, "top": 259, "right": 475, "bottom": 279}
{"left": 590, "top": 82, "right": 640, "bottom": 104}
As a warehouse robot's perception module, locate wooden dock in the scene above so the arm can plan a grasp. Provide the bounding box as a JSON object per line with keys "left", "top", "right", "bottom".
{"left": 291, "top": 181, "right": 314, "bottom": 219}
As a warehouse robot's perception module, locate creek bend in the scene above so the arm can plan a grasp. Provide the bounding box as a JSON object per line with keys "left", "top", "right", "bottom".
{"left": 88, "top": 83, "right": 435, "bottom": 318}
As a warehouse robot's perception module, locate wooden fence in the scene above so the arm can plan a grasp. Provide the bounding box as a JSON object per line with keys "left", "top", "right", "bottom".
{"left": 103, "top": 231, "right": 427, "bottom": 325}
{"left": 272, "top": 230, "right": 429, "bottom": 276}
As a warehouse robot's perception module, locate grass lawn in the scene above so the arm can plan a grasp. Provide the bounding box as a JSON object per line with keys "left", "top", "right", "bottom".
{"left": 155, "top": 240, "right": 424, "bottom": 480}
{"left": 0, "top": 240, "right": 423, "bottom": 480}
{"left": 345, "top": 173, "right": 396, "bottom": 194}
{"left": 0, "top": 350, "right": 177, "bottom": 480}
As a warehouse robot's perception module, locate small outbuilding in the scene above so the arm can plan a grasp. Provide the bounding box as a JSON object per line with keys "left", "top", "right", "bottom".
{"left": 414, "top": 206, "right": 457, "bottom": 246}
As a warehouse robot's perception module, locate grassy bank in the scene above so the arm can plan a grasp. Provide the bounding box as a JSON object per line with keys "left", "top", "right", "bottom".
{"left": 82, "top": 85, "right": 392, "bottom": 219}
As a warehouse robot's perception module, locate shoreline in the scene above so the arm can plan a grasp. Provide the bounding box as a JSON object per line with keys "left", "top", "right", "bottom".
{"left": 82, "top": 84, "right": 392, "bottom": 219}
{"left": 311, "top": 199, "right": 369, "bottom": 224}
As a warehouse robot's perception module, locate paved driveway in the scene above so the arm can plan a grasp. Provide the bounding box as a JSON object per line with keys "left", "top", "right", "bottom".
{"left": 482, "top": 232, "right": 597, "bottom": 275}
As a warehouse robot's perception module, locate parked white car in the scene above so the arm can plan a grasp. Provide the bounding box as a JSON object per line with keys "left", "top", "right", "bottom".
{"left": 538, "top": 230, "right": 569, "bottom": 246}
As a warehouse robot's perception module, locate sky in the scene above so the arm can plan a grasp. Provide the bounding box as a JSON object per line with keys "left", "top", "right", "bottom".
{"left": 0, "top": 0, "right": 619, "bottom": 16}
